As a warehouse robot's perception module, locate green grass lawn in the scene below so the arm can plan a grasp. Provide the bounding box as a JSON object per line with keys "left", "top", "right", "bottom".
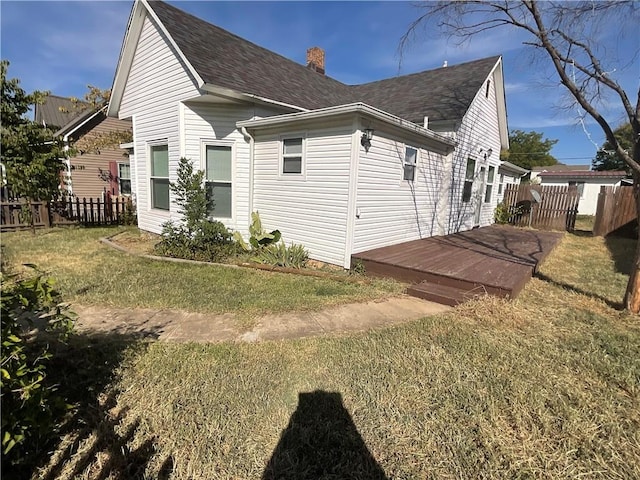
{"left": 1, "top": 227, "right": 403, "bottom": 319}
{"left": 3, "top": 228, "right": 639, "bottom": 479}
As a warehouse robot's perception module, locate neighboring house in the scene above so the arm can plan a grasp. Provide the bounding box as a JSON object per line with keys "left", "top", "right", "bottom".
{"left": 35, "top": 95, "right": 132, "bottom": 199}
{"left": 530, "top": 164, "right": 590, "bottom": 183}
{"left": 538, "top": 170, "right": 628, "bottom": 215}
{"left": 496, "top": 161, "right": 529, "bottom": 203}
{"left": 107, "top": 0, "right": 509, "bottom": 268}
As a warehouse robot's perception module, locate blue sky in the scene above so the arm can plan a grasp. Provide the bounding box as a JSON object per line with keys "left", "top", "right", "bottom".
{"left": 2, "top": 1, "right": 638, "bottom": 166}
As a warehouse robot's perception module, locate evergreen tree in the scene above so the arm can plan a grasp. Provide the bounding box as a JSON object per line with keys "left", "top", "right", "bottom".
{"left": 592, "top": 123, "right": 633, "bottom": 174}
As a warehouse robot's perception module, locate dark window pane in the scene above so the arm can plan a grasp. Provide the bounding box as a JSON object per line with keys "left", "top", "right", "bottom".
{"left": 283, "top": 157, "right": 302, "bottom": 174}
{"left": 120, "top": 179, "right": 132, "bottom": 195}
{"left": 207, "top": 182, "right": 232, "bottom": 218}
{"left": 152, "top": 178, "right": 170, "bottom": 210}
{"left": 403, "top": 164, "right": 415, "bottom": 181}
{"left": 151, "top": 145, "right": 168, "bottom": 177}
{"left": 465, "top": 159, "right": 475, "bottom": 180}
{"left": 462, "top": 180, "right": 473, "bottom": 203}
{"left": 484, "top": 185, "right": 493, "bottom": 203}
{"left": 284, "top": 138, "right": 302, "bottom": 155}
{"left": 206, "top": 146, "right": 232, "bottom": 182}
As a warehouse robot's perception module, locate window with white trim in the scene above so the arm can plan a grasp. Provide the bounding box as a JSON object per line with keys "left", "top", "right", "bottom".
{"left": 568, "top": 180, "right": 585, "bottom": 198}
{"left": 462, "top": 158, "right": 475, "bottom": 203}
{"left": 150, "top": 144, "right": 169, "bottom": 210}
{"left": 484, "top": 166, "right": 495, "bottom": 203}
{"left": 118, "top": 163, "right": 131, "bottom": 195}
{"left": 282, "top": 137, "right": 303, "bottom": 174}
{"left": 205, "top": 145, "right": 232, "bottom": 218}
{"left": 498, "top": 173, "right": 504, "bottom": 195}
{"left": 403, "top": 146, "right": 417, "bottom": 181}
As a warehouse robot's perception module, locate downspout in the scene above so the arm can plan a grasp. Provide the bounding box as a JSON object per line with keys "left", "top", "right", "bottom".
{"left": 239, "top": 125, "right": 254, "bottom": 235}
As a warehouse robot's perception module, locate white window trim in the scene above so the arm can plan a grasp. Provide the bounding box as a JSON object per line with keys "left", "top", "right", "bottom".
{"left": 118, "top": 162, "right": 132, "bottom": 197}
{"left": 201, "top": 139, "right": 236, "bottom": 222}
{"left": 484, "top": 165, "right": 495, "bottom": 203}
{"left": 148, "top": 139, "right": 170, "bottom": 213}
{"left": 402, "top": 145, "right": 419, "bottom": 183}
{"left": 278, "top": 133, "right": 306, "bottom": 179}
{"left": 569, "top": 180, "right": 585, "bottom": 199}
{"left": 498, "top": 173, "right": 504, "bottom": 195}
{"left": 462, "top": 157, "right": 477, "bottom": 203}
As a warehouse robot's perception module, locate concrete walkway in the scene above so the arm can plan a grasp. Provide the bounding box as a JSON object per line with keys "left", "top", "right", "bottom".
{"left": 74, "top": 296, "right": 450, "bottom": 344}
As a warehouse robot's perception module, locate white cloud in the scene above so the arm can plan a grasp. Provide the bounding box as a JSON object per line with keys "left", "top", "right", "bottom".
{"left": 38, "top": 3, "right": 128, "bottom": 73}
{"left": 505, "top": 82, "right": 529, "bottom": 94}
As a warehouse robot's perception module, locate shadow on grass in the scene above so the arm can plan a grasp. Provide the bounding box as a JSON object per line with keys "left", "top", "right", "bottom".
{"left": 569, "top": 229, "right": 594, "bottom": 238}
{"left": 534, "top": 272, "right": 624, "bottom": 310}
{"left": 263, "top": 391, "right": 388, "bottom": 480}
{"left": 3, "top": 330, "right": 173, "bottom": 480}
{"left": 604, "top": 232, "right": 636, "bottom": 277}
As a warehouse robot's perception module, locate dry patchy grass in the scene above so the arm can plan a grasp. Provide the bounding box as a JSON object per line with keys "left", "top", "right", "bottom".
{"left": 10, "top": 230, "right": 638, "bottom": 479}
{"left": 10, "top": 231, "right": 640, "bottom": 479}
{"left": 0, "top": 227, "right": 403, "bottom": 318}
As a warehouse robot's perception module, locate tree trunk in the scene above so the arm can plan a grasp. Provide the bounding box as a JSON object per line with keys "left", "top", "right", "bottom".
{"left": 623, "top": 175, "right": 640, "bottom": 313}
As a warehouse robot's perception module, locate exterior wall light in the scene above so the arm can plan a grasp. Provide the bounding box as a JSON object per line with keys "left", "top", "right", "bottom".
{"left": 361, "top": 128, "right": 374, "bottom": 152}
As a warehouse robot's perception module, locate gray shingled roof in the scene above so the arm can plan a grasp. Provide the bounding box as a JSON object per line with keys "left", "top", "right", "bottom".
{"left": 532, "top": 164, "right": 591, "bottom": 172}
{"left": 149, "top": 1, "right": 500, "bottom": 123}
{"left": 351, "top": 57, "right": 501, "bottom": 123}
{"left": 33, "top": 95, "right": 84, "bottom": 129}
{"left": 539, "top": 170, "right": 627, "bottom": 179}
{"left": 150, "top": 1, "right": 350, "bottom": 110}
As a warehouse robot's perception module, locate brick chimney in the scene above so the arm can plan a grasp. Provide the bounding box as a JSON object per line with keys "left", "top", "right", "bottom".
{"left": 306, "top": 47, "right": 325, "bottom": 75}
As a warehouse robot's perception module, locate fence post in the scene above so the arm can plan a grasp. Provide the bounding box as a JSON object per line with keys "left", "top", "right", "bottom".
{"left": 43, "top": 201, "right": 51, "bottom": 228}
{"left": 593, "top": 186, "right": 608, "bottom": 236}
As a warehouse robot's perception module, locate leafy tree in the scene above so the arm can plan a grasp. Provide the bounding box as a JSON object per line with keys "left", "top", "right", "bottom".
{"left": 58, "top": 85, "right": 132, "bottom": 155}
{"left": 1, "top": 61, "right": 65, "bottom": 203}
{"left": 170, "top": 157, "right": 212, "bottom": 234}
{"left": 1, "top": 266, "right": 75, "bottom": 468}
{"left": 402, "top": 1, "right": 640, "bottom": 312}
{"left": 501, "top": 129, "right": 558, "bottom": 169}
{"left": 592, "top": 123, "right": 634, "bottom": 174}
{"left": 154, "top": 158, "right": 237, "bottom": 262}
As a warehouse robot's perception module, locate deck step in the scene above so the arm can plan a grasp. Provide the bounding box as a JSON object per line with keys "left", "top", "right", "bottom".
{"left": 407, "top": 281, "right": 481, "bottom": 306}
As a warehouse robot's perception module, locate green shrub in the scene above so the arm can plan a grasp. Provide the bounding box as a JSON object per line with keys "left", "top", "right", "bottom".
{"left": 494, "top": 201, "right": 513, "bottom": 224}
{"left": 153, "top": 157, "right": 237, "bottom": 262}
{"left": 350, "top": 259, "right": 366, "bottom": 275}
{"left": 234, "top": 211, "right": 281, "bottom": 251}
{"left": 120, "top": 197, "right": 137, "bottom": 226}
{"left": 257, "top": 241, "right": 309, "bottom": 269}
{"left": 1, "top": 267, "right": 75, "bottom": 467}
{"left": 154, "top": 220, "right": 237, "bottom": 263}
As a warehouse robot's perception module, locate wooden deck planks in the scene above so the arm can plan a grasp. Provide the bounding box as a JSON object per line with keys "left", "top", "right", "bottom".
{"left": 352, "top": 225, "right": 563, "bottom": 297}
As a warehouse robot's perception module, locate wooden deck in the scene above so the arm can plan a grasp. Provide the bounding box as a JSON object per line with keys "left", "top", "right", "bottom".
{"left": 352, "top": 225, "right": 563, "bottom": 305}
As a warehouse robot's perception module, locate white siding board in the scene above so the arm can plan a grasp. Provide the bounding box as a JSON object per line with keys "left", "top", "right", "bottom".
{"left": 119, "top": 14, "right": 201, "bottom": 234}
{"left": 541, "top": 178, "right": 622, "bottom": 215}
{"left": 252, "top": 121, "right": 353, "bottom": 267}
{"left": 444, "top": 68, "right": 503, "bottom": 234}
{"left": 352, "top": 127, "right": 448, "bottom": 254}
{"left": 181, "top": 102, "right": 280, "bottom": 236}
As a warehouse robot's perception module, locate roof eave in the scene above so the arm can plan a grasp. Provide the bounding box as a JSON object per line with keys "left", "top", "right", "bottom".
{"left": 108, "top": 0, "right": 205, "bottom": 118}
{"left": 200, "top": 83, "right": 307, "bottom": 113}
{"left": 55, "top": 106, "right": 106, "bottom": 139}
{"left": 237, "top": 102, "right": 456, "bottom": 149}
{"left": 499, "top": 161, "right": 529, "bottom": 176}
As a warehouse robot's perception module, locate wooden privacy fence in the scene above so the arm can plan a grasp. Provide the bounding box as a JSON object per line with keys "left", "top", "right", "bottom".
{"left": 1, "top": 196, "right": 135, "bottom": 231}
{"left": 502, "top": 184, "right": 580, "bottom": 231}
{"left": 593, "top": 185, "right": 636, "bottom": 237}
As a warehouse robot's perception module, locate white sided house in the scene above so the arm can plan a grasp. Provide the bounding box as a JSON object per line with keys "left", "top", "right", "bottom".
{"left": 496, "top": 161, "right": 529, "bottom": 203}
{"left": 108, "top": 0, "right": 509, "bottom": 268}
{"left": 537, "top": 170, "right": 628, "bottom": 216}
